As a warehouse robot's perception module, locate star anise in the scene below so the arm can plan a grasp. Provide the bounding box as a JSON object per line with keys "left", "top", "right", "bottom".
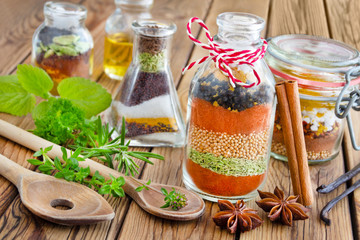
{"left": 256, "top": 187, "right": 310, "bottom": 226}
{"left": 212, "top": 200, "right": 263, "bottom": 234}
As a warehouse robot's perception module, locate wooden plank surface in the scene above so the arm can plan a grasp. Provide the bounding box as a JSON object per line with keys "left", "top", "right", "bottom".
{"left": 0, "top": 0, "right": 359, "bottom": 239}
{"left": 325, "top": 0, "right": 360, "bottom": 239}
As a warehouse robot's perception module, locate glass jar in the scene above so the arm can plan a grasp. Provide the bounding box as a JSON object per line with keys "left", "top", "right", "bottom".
{"left": 32, "top": 1, "right": 94, "bottom": 95}
{"left": 110, "top": 20, "right": 186, "bottom": 147}
{"left": 266, "top": 35, "right": 360, "bottom": 164}
{"left": 103, "top": 0, "right": 152, "bottom": 80}
{"left": 182, "top": 13, "right": 277, "bottom": 202}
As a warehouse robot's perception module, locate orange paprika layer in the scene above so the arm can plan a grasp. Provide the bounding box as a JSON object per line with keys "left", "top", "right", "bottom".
{"left": 186, "top": 159, "right": 266, "bottom": 196}
{"left": 190, "top": 97, "right": 272, "bottom": 135}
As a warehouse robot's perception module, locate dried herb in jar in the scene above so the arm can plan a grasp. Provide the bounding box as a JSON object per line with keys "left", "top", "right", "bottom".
{"left": 34, "top": 27, "right": 93, "bottom": 94}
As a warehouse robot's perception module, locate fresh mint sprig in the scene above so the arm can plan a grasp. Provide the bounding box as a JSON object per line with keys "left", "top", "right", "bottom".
{"left": 0, "top": 64, "right": 112, "bottom": 118}
{"left": 28, "top": 145, "right": 125, "bottom": 198}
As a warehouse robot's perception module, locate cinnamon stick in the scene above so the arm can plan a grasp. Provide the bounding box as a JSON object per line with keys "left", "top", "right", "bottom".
{"left": 285, "top": 80, "right": 313, "bottom": 206}
{"left": 275, "top": 82, "right": 303, "bottom": 203}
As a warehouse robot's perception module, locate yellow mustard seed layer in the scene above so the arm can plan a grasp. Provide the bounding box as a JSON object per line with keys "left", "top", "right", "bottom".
{"left": 189, "top": 125, "right": 269, "bottom": 160}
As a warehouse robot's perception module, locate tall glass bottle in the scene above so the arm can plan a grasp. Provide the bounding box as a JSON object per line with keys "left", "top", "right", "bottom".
{"left": 103, "top": 0, "right": 152, "bottom": 80}
{"left": 111, "top": 20, "right": 186, "bottom": 147}
{"left": 183, "top": 13, "right": 277, "bottom": 202}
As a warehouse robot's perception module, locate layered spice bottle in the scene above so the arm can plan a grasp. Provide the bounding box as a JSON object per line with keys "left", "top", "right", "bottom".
{"left": 32, "top": 2, "right": 93, "bottom": 95}
{"left": 183, "top": 13, "right": 276, "bottom": 202}
{"left": 266, "top": 35, "right": 360, "bottom": 164}
{"left": 103, "top": 0, "right": 152, "bottom": 80}
{"left": 111, "top": 20, "right": 186, "bottom": 147}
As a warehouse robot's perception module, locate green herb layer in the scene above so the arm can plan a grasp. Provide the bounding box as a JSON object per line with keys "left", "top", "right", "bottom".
{"left": 139, "top": 52, "right": 165, "bottom": 72}
{"left": 189, "top": 148, "right": 267, "bottom": 176}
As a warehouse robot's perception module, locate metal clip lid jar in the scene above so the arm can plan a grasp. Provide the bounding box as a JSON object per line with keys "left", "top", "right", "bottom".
{"left": 266, "top": 34, "right": 360, "bottom": 164}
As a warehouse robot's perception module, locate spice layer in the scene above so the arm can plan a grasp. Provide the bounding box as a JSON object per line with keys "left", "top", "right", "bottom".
{"left": 190, "top": 97, "right": 272, "bottom": 135}
{"left": 186, "top": 158, "right": 266, "bottom": 196}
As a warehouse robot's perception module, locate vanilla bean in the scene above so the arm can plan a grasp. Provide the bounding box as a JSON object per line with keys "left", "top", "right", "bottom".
{"left": 317, "top": 162, "right": 360, "bottom": 193}
{"left": 320, "top": 178, "right": 360, "bottom": 225}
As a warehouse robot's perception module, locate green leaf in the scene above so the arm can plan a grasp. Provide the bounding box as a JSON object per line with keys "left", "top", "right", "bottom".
{"left": 17, "top": 64, "right": 53, "bottom": 99}
{"left": 32, "top": 100, "right": 51, "bottom": 120}
{"left": 146, "top": 179, "right": 151, "bottom": 185}
{"left": 27, "top": 159, "right": 44, "bottom": 166}
{"left": 161, "top": 188, "right": 168, "bottom": 196}
{"left": 54, "top": 157, "right": 63, "bottom": 171}
{"left": 0, "top": 75, "right": 36, "bottom": 116}
{"left": 135, "top": 186, "right": 144, "bottom": 192}
{"left": 57, "top": 77, "right": 112, "bottom": 118}
{"left": 44, "top": 145, "right": 53, "bottom": 153}
{"left": 160, "top": 202, "right": 170, "bottom": 209}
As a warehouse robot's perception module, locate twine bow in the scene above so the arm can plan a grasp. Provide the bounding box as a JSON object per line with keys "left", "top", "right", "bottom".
{"left": 182, "top": 17, "right": 268, "bottom": 88}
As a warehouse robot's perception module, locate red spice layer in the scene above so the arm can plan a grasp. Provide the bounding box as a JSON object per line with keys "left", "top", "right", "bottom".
{"left": 190, "top": 97, "right": 272, "bottom": 135}
{"left": 186, "top": 159, "right": 266, "bottom": 196}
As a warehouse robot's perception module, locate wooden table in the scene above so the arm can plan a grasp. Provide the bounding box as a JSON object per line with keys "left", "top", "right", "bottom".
{"left": 1, "top": 0, "right": 360, "bottom": 239}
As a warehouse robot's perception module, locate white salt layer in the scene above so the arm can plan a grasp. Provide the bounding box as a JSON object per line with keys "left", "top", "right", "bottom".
{"left": 112, "top": 94, "right": 175, "bottom": 119}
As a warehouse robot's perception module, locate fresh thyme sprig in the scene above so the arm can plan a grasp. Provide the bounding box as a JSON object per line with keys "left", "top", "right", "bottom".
{"left": 135, "top": 180, "right": 152, "bottom": 192}
{"left": 160, "top": 187, "right": 187, "bottom": 210}
{"left": 75, "top": 117, "right": 164, "bottom": 176}
{"left": 27, "top": 146, "right": 125, "bottom": 197}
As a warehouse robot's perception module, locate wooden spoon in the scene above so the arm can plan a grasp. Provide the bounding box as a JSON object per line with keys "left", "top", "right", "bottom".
{"left": 0, "top": 119, "right": 205, "bottom": 221}
{"left": 0, "top": 153, "right": 114, "bottom": 225}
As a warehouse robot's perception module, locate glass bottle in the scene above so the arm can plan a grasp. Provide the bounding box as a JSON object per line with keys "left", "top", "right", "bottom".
{"left": 32, "top": 1, "right": 94, "bottom": 95}
{"left": 111, "top": 20, "right": 186, "bottom": 147}
{"left": 183, "top": 13, "right": 277, "bottom": 202}
{"left": 266, "top": 34, "right": 360, "bottom": 164}
{"left": 103, "top": 0, "right": 152, "bottom": 80}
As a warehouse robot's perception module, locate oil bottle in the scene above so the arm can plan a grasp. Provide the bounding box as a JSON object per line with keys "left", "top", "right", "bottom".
{"left": 103, "top": 0, "right": 152, "bottom": 80}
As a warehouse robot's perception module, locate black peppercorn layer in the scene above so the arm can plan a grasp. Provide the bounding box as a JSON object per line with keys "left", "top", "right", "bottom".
{"left": 193, "top": 73, "right": 273, "bottom": 112}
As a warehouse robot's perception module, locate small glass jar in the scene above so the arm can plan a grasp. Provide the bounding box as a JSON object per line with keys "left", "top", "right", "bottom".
{"left": 110, "top": 20, "right": 186, "bottom": 147}
{"left": 266, "top": 35, "right": 360, "bottom": 164}
{"left": 103, "top": 0, "right": 152, "bottom": 80}
{"left": 32, "top": 1, "right": 94, "bottom": 95}
{"left": 183, "top": 13, "right": 277, "bottom": 202}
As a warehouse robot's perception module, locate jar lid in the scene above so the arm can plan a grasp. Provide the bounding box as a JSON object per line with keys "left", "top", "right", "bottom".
{"left": 268, "top": 34, "right": 360, "bottom": 70}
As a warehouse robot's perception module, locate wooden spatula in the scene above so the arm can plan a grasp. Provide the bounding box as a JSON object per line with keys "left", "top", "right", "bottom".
{"left": 0, "top": 119, "right": 205, "bottom": 221}
{"left": 0, "top": 153, "right": 115, "bottom": 225}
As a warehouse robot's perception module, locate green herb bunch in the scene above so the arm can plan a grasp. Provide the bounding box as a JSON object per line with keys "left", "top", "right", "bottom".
{"left": 160, "top": 187, "right": 188, "bottom": 210}
{"left": 75, "top": 117, "right": 164, "bottom": 176}
{"left": 28, "top": 146, "right": 125, "bottom": 197}
{"left": 0, "top": 64, "right": 112, "bottom": 146}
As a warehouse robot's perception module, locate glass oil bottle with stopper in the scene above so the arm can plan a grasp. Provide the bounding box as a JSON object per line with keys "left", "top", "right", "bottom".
{"left": 111, "top": 20, "right": 186, "bottom": 147}
{"left": 32, "top": 1, "right": 94, "bottom": 95}
{"left": 104, "top": 0, "right": 152, "bottom": 80}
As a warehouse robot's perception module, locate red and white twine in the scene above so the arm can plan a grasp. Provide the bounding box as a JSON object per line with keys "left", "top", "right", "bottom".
{"left": 182, "top": 17, "right": 268, "bottom": 88}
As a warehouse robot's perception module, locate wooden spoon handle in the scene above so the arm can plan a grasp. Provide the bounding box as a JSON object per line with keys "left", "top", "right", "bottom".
{"left": 0, "top": 153, "right": 32, "bottom": 186}
{"left": 0, "top": 119, "right": 142, "bottom": 199}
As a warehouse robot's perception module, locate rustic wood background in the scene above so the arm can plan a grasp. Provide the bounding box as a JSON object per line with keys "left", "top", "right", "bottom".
{"left": 0, "top": 0, "right": 360, "bottom": 239}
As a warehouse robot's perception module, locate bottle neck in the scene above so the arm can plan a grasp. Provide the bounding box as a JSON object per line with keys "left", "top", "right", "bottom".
{"left": 45, "top": 15, "right": 85, "bottom": 28}
{"left": 215, "top": 28, "right": 262, "bottom": 49}
{"left": 133, "top": 33, "right": 171, "bottom": 72}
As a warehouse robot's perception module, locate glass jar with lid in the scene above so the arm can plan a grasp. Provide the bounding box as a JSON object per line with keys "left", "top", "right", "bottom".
{"left": 182, "top": 12, "right": 277, "bottom": 202}
{"left": 32, "top": 1, "right": 94, "bottom": 95}
{"left": 266, "top": 34, "right": 360, "bottom": 164}
{"left": 103, "top": 0, "right": 153, "bottom": 80}
{"left": 110, "top": 19, "right": 186, "bottom": 147}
